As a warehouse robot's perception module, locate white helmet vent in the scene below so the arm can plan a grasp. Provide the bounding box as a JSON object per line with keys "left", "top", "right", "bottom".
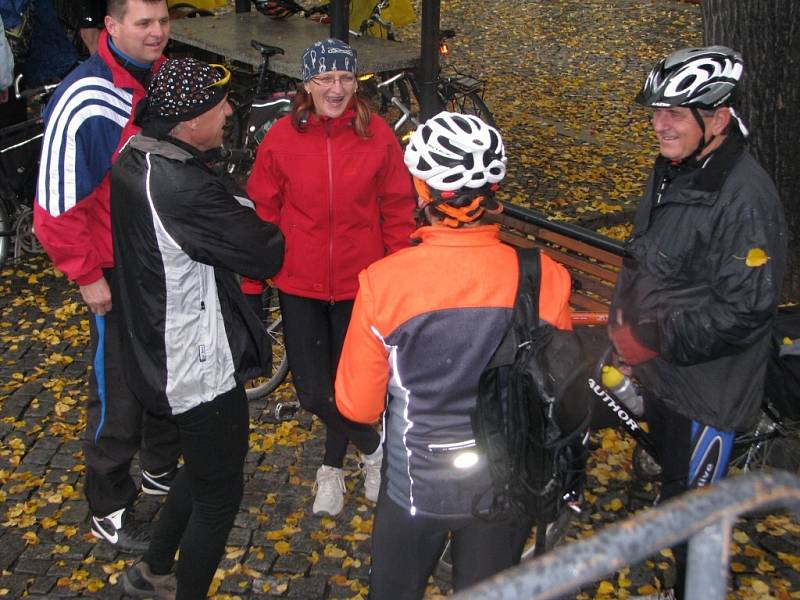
{"left": 404, "top": 111, "right": 507, "bottom": 191}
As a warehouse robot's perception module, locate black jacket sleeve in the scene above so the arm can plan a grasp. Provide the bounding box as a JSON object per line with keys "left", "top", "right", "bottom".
{"left": 150, "top": 160, "right": 284, "bottom": 281}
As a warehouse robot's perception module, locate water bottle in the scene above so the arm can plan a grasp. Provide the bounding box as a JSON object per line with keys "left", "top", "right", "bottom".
{"left": 601, "top": 365, "right": 644, "bottom": 417}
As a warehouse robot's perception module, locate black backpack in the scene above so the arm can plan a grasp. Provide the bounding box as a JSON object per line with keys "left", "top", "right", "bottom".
{"left": 471, "top": 248, "right": 592, "bottom": 528}
{"left": 765, "top": 305, "right": 800, "bottom": 421}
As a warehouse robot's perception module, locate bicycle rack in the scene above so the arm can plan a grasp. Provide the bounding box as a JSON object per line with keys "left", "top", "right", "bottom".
{"left": 451, "top": 471, "right": 800, "bottom": 600}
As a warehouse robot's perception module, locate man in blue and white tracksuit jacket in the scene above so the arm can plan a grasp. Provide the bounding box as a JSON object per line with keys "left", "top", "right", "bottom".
{"left": 33, "top": 0, "right": 180, "bottom": 553}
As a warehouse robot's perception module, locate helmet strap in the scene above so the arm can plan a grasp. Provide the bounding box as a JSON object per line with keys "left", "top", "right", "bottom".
{"left": 411, "top": 177, "right": 503, "bottom": 228}
{"left": 678, "top": 107, "right": 713, "bottom": 165}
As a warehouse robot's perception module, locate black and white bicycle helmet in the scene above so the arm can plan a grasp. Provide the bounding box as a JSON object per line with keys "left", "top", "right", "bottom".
{"left": 404, "top": 111, "right": 507, "bottom": 192}
{"left": 635, "top": 46, "right": 743, "bottom": 110}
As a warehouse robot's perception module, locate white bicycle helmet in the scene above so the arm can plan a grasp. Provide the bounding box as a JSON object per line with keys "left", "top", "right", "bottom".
{"left": 404, "top": 111, "right": 506, "bottom": 192}
{"left": 635, "top": 46, "right": 743, "bottom": 110}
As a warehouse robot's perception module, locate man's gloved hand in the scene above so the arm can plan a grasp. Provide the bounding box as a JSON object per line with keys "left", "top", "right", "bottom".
{"left": 608, "top": 319, "right": 659, "bottom": 366}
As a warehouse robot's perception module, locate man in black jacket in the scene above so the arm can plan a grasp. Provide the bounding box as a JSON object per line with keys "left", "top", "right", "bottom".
{"left": 609, "top": 46, "right": 786, "bottom": 597}
{"left": 111, "top": 57, "right": 284, "bottom": 600}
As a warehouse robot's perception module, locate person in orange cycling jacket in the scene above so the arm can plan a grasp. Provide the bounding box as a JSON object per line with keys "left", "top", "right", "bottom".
{"left": 245, "top": 38, "right": 415, "bottom": 517}
{"left": 335, "top": 112, "right": 573, "bottom": 599}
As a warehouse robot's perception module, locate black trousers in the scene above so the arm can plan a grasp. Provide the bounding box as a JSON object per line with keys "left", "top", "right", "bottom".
{"left": 644, "top": 395, "right": 697, "bottom": 599}
{"left": 369, "top": 491, "right": 532, "bottom": 600}
{"left": 85, "top": 310, "right": 180, "bottom": 516}
{"left": 143, "top": 385, "right": 249, "bottom": 600}
{"left": 279, "top": 292, "right": 380, "bottom": 467}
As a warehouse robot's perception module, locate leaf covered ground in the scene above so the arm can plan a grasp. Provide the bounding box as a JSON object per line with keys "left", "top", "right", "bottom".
{"left": 1, "top": 259, "right": 798, "bottom": 598}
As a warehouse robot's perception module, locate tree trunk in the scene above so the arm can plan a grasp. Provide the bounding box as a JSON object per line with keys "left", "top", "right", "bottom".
{"left": 702, "top": 0, "right": 800, "bottom": 299}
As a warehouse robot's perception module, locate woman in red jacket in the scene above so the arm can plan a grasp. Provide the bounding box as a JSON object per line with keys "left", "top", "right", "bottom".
{"left": 245, "top": 38, "right": 416, "bottom": 516}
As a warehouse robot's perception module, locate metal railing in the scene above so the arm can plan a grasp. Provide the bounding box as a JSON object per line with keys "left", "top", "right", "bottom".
{"left": 453, "top": 471, "right": 800, "bottom": 600}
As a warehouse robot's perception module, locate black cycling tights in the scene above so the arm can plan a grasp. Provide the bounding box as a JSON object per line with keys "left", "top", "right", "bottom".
{"left": 369, "top": 491, "right": 532, "bottom": 599}
{"left": 279, "top": 292, "right": 381, "bottom": 467}
{"left": 143, "top": 386, "right": 248, "bottom": 600}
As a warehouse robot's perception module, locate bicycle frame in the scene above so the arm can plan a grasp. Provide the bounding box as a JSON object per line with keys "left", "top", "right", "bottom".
{"left": 580, "top": 333, "right": 798, "bottom": 479}
{"left": 361, "top": 29, "right": 494, "bottom": 142}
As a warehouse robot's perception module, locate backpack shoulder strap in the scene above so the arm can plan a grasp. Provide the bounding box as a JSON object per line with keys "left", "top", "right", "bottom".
{"left": 512, "top": 247, "right": 541, "bottom": 341}
{"left": 484, "top": 247, "right": 541, "bottom": 369}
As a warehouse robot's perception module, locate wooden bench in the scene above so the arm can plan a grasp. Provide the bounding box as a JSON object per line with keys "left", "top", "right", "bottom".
{"left": 488, "top": 203, "right": 626, "bottom": 316}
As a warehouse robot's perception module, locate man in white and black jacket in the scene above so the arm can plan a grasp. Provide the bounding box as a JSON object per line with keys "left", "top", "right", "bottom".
{"left": 111, "top": 57, "right": 284, "bottom": 600}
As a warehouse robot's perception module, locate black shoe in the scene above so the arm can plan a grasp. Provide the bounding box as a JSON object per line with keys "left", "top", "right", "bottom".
{"left": 121, "top": 561, "right": 176, "bottom": 600}
{"left": 141, "top": 466, "right": 179, "bottom": 496}
{"left": 90, "top": 507, "right": 150, "bottom": 553}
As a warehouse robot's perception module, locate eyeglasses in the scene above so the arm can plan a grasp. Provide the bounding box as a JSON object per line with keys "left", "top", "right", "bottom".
{"left": 205, "top": 64, "right": 232, "bottom": 89}
{"left": 311, "top": 74, "right": 357, "bottom": 88}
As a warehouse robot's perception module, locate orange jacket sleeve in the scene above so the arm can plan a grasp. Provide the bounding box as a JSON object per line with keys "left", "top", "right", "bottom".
{"left": 538, "top": 253, "right": 574, "bottom": 331}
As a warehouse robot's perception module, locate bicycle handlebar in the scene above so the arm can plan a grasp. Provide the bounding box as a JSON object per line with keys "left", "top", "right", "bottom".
{"left": 219, "top": 147, "right": 254, "bottom": 163}
{"left": 14, "top": 74, "right": 59, "bottom": 101}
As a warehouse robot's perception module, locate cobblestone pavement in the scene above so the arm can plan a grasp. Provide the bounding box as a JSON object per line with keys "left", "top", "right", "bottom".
{"left": 2, "top": 260, "right": 799, "bottom": 600}
{"left": 2, "top": 1, "right": 799, "bottom": 598}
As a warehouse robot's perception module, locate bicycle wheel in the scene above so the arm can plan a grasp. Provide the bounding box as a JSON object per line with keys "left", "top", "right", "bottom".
{"left": 361, "top": 72, "right": 418, "bottom": 143}
{"left": 245, "top": 289, "right": 290, "bottom": 400}
{"left": 222, "top": 92, "right": 246, "bottom": 178}
{"left": 0, "top": 201, "right": 9, "bottom": 268}
{"left": 441, "top": 88, "right": 496, "bottom": 127}
{"left": 15, "top": 206, "right": 43, "bottom": 255}
{"left": 730, "top": 411, "right": 800, "bottom": 474}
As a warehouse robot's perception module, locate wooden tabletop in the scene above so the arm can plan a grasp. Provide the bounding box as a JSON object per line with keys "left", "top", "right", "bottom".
{"left": 169, "top": 11, "right": 420, "bottom": 78}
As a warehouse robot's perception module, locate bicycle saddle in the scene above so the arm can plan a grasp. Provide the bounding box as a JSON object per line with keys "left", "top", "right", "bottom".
{"left": 250, "top": 40, "right": 285, "bottom": 58}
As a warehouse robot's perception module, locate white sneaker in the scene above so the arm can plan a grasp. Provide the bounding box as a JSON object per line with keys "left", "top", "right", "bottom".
{"left": 362, "top": 452, "right": 381, "bottom": 502}
{"left": 313, "top": 465, "right": 345, "bottom": 516}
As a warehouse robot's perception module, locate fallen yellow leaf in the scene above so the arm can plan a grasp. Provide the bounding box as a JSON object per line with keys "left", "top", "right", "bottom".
{"left": 22, "top": 531, "right": 39, "bottom": 545}
{"left": 597, "top": 580, "right": 615, "bottom": 594}
{"left": 733, "top": 530, "right": 750, "bottom": 544}
{"left": 323, "top": 544, "right": 347, "bottom": 558}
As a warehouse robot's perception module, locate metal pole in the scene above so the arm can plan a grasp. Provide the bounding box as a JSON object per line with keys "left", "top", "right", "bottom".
{"left": 418, "top": 0, "right": 441, "bottom": 121}
{"left": 685, "top": 519, "right": 733, "bottom": 600}
{"left": 330, "top": 0, "right": 349, "bottom": 43}
{"left": 235, "top": 0, "right": 250, "bottom": 13}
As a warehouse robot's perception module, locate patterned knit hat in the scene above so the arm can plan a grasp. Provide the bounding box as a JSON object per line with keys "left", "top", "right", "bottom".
{"left": 301, "top": 38, "right": 357, "bottom": 81}
{"left": 138, "top": 57, "right": 230, "bottom": 125}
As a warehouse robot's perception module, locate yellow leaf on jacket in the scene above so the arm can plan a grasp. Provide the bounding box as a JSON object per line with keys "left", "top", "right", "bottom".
{"left": 745, "top": 248, "right": 769, "bottom": 267}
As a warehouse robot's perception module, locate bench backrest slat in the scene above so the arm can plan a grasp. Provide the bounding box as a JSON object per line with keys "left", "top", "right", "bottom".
{"left": 490, "top": 210, "right": 625, "bottom": 313}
